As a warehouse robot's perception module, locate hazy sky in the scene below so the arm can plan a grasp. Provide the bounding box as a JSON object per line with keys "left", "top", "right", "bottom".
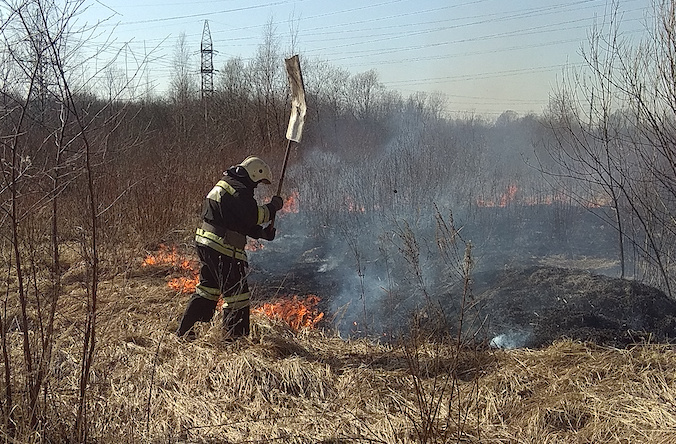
{"left": 80, "top": 0, "right": 652, "bottom": 117}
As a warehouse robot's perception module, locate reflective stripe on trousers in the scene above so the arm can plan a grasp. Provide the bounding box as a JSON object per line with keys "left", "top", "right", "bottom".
{"left": 195, "top": 284, "right": 221, "bottom": 301}
{"left": 222, "top": 291, "right": 250, "bottom": 309}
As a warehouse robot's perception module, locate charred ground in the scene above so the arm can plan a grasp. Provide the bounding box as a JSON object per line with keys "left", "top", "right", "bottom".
{"left": 471, "top": 266, "right": 676, "bottom": 348}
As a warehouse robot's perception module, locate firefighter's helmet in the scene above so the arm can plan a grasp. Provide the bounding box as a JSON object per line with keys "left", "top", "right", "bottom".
{"left": 238, "top": 156, "right": 272, "bottom": 184}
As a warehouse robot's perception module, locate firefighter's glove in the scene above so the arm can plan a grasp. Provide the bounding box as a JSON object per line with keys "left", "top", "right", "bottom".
{"left": 269, "top": 196, "right": 284, "bottom": 212}
{"left": 261, "top": 225, "right": 276, "bottom": 241}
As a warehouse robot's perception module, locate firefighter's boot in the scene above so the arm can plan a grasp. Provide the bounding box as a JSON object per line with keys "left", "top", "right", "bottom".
{"left": 176, "top": 295, "right": 218, "bottom": 338}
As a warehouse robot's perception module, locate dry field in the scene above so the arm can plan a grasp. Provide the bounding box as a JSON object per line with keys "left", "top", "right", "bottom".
{"left": 6, "top": 252, "right": 676, "bottom": 444}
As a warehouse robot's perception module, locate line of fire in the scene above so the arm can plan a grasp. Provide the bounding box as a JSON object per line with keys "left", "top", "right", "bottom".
{"left": 140, "top": 180, "right": 636, "bottom": 344}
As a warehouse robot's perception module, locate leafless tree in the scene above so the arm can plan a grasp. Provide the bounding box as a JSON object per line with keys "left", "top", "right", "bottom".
{"left": 349, "top": 69, "right": 383, "bottom": 121}
{"left": 215, "top": 56, "right": 252, "bottom": 150}
{"left": 170, "top": 32, "right": 197, "bottom": 105}
{"left": 0, "top": 0, "right": 148, "bottom": 440}
{"left": 249, "top": 18, "right": 287, "bottom": 154}
{"left": 540, "top": 0, "right": 676, "bottom": 295}
{"left": 302, "top": 59, "right": 350, "bottom": 149}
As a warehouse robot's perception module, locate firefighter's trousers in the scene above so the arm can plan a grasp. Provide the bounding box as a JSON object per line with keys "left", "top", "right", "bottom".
{"left": 176, "top": 244, "right": 250, "bottom": 338}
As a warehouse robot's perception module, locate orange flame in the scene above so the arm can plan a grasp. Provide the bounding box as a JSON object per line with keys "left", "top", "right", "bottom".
{"left": 245, "top": 190, "right": 299, "bottom": 252}
{"left": 142, "top": 244, "right": 196, "bottom": 270}
{"left": 494, "top": 187, "right": 612, "bottom": 209}
{"left": 583, "top": 195, "right": 612, "bottom": 208}
{"left": 142, "top": 244, "right": 199, "bottom": 294}
{"left": 277, "top": 189, "right": 300, "bottom": 215}
{"left": 477, "top": 184, "right": 518, "bottom": 208}
{"left": 345, "top": 195, "right": 366, "bottom": 213}
{"left": 142, "top": 246, "right": 325, "bottom": 330}
{"left": 473, "top": 181, "right": 615, "bottom": 209}
{"left": 500, "top": 184, "right": 518, "bottom": 206}
{"left": 167, "top": 276, "right": 198, "bottom": 293}
{"left": 246, "top": 238, "right": 265, "bottom": 252}
{"left": 253, "top": 294, "right": 324, "bottom": 330}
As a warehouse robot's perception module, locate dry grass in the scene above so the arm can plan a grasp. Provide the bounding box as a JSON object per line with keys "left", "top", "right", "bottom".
{"left": 5, "top": 258, "right": 676, "bottom": 443}
{"left": 479, "top": 342, "right": 676, "bottom": 443}
{"left": 537, "top": 255, "right": 621, "bottom": 277}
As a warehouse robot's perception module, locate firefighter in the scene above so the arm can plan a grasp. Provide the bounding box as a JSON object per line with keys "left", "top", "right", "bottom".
{"left": 176, "top": 156, "right": 283, "bottom": 340}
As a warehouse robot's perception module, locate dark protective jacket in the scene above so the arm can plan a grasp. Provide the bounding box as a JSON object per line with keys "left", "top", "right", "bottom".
{"left": 195, "top": 169, "right": 276, "bottom": 262}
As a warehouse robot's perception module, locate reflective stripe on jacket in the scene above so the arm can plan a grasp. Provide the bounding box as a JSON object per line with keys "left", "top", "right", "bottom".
{"left": 206, "top": 179, "right": 273, "bottom": 227}
{"left": 200, "top": 174, "right": 274, "bottom": 247}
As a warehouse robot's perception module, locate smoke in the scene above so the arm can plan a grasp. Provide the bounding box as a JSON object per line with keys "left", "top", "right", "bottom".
{"left": 255, "top": 185, "right": 472, "bottom": 340}
{"left": 255, "top": 151, "right": 621, "bottom": 344}
{"left": 250, "top": 109, "right": 622, "bottom": 344}
{"left": 489, "top": 329, "right": 532, "bottom": 349}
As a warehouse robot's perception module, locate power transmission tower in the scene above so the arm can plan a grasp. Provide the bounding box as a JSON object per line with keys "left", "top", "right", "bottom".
{"left": 201, "top": 20, "right": 214, "bottom": 101}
